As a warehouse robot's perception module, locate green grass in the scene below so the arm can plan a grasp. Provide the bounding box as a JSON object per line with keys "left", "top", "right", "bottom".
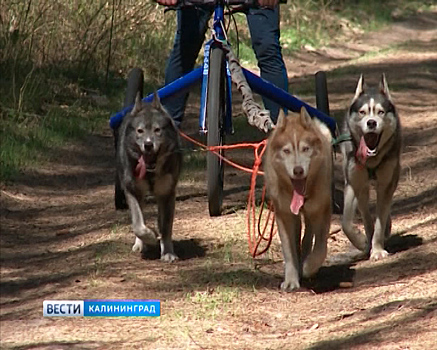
{"left": 0, "top": 105, "right": 108, "bottom": 181}
{"left": 337, "top": 0, "right": 435, "bottom": 30}
{"left": 167, "top": 286, "right": 242, "bottom": 320}
{"left": 181, "top": 150, "right": 207, "bottom": 172}
{"left": 281, "top": 26, "right": 323, "bottom": 53}
{"left": 278, "top": 0, "right": 435, "bottom": 59}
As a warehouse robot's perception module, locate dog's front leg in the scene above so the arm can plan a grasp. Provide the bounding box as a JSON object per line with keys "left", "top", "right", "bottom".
{"left": 301, "top": 223, "right": 313, "bottom": 265}
{"left": 125, "top": 191, "right": 154, "bottom": 253}
{"left": 302, "top": 210, "right": 330, "bottom": 278}
{"left": 371, "top": 180, "right": 397, "bottom": 260}
{"left": 355, "top": 183, "right": 375, "bottom": 254}
{"left": 157, "top": 193, "right": 178, "bottom": 262}
{"left": 342, "top": 183, "right": 368, "bottom": 251}
{"left": 371, "top": 159, "right": 400, "bottom": 260}
{"left": 276, "top": 210, "right": 301, "bottom": 291}
{"left": 370, "top": 207, "right": 390, "bottom": 261}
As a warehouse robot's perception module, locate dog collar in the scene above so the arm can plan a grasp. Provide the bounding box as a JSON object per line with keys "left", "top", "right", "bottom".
{"left": 331, "top": 133, "right": 352, "bottom": 146}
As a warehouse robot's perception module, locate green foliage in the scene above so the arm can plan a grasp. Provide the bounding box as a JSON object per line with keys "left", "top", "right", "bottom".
{"left": 1, "top": 1, "right": 176, "bottom": 83}
{"left": 0, "top": 0, "right": 433, "bottom": 182}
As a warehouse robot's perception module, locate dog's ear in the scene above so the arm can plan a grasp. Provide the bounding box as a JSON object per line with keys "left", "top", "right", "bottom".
{"left": 151, "top": 91, "right": 162, "bottom": 110}
{"left": 151, "top": 91, "right": 176, "bottom": 126}
{"left": 276, "top": 109, "right": 287, "bottom": 129}
{"left": 131, "top": 92, "right": 143, "bottom": 114}
{"left": 379, "top": 73, "right": 392, "bottom": 101}
{"left": 353, "top": 74, "right": 365, "bottom": 101}
{"left": 299, "top": 107, "right": 312, "bottom": 128}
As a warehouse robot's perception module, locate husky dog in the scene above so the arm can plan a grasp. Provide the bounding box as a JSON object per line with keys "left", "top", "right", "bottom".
{"left": 116, "top": 93, "right": 182, "bottom": 262}
{"left": 264, "top": 108, "right": 333, "bottom": 291}
{"left": 341, "top": 74, "right": 402, "bottom": 260}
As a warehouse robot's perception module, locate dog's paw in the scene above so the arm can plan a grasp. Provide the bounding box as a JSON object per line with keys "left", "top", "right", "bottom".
{"left": 280, "top": 280, "right": 300, "bottom": 292}
{"left": 132, "top": 237, "right": 144, "bottom": 253}
{"left": 134, "top": 226, "right": 155, "bottom": 239}
{"left": 370, "top": 249, "right": 389, "bottom": 261}
{"left": 161, "top": 252, "right": 179, "bottom": 263}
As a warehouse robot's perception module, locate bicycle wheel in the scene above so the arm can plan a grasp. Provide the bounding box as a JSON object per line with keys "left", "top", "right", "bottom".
{"left": 114, "top": 67, "right": 144, "bottom": 210}
{"left": 315, "top": 71, "right": 340, "bottom": 213}
{"left": 124, "top": 67, "right": 144, "bottom": 109}
{"left": 206, "top": 47, "right": 226, "bottom": 217}
{"left": 315, "top": 71, "right": 329, "bottom": 116}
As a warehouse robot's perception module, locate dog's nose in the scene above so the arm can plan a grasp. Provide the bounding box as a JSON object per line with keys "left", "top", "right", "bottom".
{"left": 367, "top": 119, "right": 377, "bottom": 130}
{"left": 144, "top": 141, "right": 153, "bottom": 151}
{"left": 293, "top": 166, "right": 304, "bottom": 177}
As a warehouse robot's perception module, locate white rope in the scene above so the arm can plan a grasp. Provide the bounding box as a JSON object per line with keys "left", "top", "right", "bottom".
{"left": 225, "top": 45, "right": 273, "bottom": 133}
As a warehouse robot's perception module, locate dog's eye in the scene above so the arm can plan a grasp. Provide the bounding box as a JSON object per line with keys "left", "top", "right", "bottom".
{"left": 359, "top": 110, "right": 366, "bottom": 117}
{"left": 137, "top": 128, "right": 144, "bottom": 134}
{"left": 302, "top": 146, "right": 310, "bottom": 152}
{"left": 282, "top": 148, "right": 290, "bottom": 155}
{"left": 154, "top": 127, "right": 161, "bottom": 134}
{"left": 377, "top": 110, "right": 385, "bottom": 116}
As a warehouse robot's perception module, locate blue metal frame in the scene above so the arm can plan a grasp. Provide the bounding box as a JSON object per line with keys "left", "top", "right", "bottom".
{"left": 109, "top": 1, "right": 337, "bottom": 136}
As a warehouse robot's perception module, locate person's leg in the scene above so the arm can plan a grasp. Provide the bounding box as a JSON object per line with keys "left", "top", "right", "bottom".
{"left": 246, "top": 6, "right": 288, "bottom": 124}
{"left": 163, "top": 8, "right": 211, "bottom": 127}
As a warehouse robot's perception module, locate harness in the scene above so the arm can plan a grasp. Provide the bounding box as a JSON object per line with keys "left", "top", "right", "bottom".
{"left": 331, "top": 133, "right": 352, "bottom": 146}
{"left": 333, "top": 133, "right": 378, "bottom": 180}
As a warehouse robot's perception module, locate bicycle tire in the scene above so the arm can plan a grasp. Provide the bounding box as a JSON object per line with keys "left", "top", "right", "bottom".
{"left": 206, "top": 47, "right": 226, "bottom": 217}
{"left": 315, "top": 71, "right": 341, "bottom": 214}
{"left": 315, "top": 71, "right": 330, "bottom": 117}
{"left": 114, "top": 67, "right": 144, "bottom": 210}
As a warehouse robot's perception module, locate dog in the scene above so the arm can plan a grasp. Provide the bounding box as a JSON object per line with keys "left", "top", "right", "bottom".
{"left": 264, "top": 107, "right": 333, "bottom": 291}
{"left": 341, "top": 74, "right": 402, "bottom": 260}
{"left": 116, "top": 92, "right": 182, "bottom": 262}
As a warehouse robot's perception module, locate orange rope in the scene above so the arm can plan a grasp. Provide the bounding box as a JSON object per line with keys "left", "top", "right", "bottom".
{"left": 179, "top": 130, "right": 276, "bottom": 257}
{"left": 179, "top": 131, "right": 265, "bottom": 175}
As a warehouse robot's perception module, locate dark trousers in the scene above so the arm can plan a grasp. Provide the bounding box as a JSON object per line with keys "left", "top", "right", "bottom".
{"left": 163, "top": 6, "right": 288, "bottom": 126}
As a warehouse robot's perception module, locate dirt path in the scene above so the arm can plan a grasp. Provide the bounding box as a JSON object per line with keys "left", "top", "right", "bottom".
{"left": 1, "top": 11, "right": 436, "bottom": 350}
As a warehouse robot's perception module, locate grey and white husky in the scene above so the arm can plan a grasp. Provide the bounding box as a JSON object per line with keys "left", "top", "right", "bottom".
{"left": 341, "top": 74, "right": 402, "bottom": 260}
{"left": 116, "top": 93, "right": 182, "bottom": 262}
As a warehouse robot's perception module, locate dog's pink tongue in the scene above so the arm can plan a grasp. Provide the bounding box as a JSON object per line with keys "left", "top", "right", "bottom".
{"left": 135, "top": 156, "right": 146, "bottom": 179}
{"left": 290, "top": 191, "right": 304, "bottom": 215}
{"left": 356, "top": 136, "right": 368, "bottom": 165}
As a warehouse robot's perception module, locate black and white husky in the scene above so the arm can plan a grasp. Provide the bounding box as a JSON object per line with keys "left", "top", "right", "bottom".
{"left": 341, "top": 74, "right": 402, "bottom": 260}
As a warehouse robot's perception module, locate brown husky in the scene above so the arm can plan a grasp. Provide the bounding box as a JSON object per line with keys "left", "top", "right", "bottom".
{"left": 264, "top": 108, "right": 333, "bottom": 291}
